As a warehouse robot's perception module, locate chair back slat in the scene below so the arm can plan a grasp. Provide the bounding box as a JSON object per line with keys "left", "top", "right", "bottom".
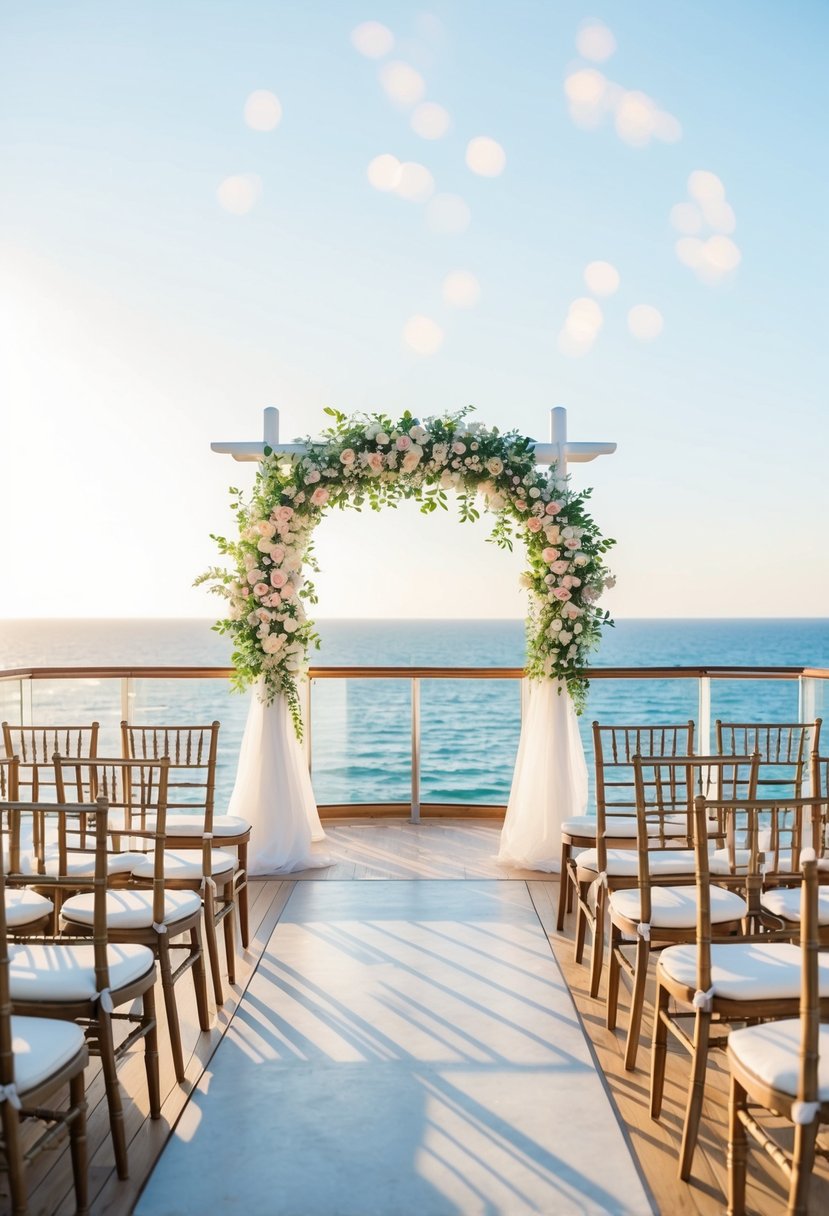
{"left": 593, "top": 722, "right": 695, "bottom": 868}
{"left": 716, "top": 720, "right": 822, "bottom": 799}
{"left": 121, "top": 722, "right": 220, "bottom": 836}
{"left": 2, "top": 722, "right": 99, "bottom": 806}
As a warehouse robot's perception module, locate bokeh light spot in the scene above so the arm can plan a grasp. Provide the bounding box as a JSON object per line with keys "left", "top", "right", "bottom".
{"left": 704, "top": 235, "right": 741, "bottom": 271}
{"left": 628, "top": 304, "right": 664, "bottom": 341}
{"left": 411, "top": 101, "right": 451, "bottom": 139}
{"left": 576, "top": 19, "right": 617, "bottom": 62}
{"left": 465, "top": 136, "right": 506, "bottom": 177}
{"left": 442, "top": 270, "right": 481, "bottom": 308}
{"left": 403, "top": 315, "right": 444, "bottom": 355}
{"left": 367, "top": 154, "right": 402, "bottom": 192}
{"left": 584, "top": 261, "right": 620, "bottom": 297}
{"left": 351, "top": 21, "right": 394, "bottom": 59}
{"left": 379, "top": 61, "right": 425, "bottom": 107}
{"left": 426, "top": 193, "right": 471, "bottom": 234}
{"left": 688, "top": 169, "right": 725, "bottom": 203}
{"left": 394, "top": 161, "right": 435, "bottom": 202}
{"left": 244, "top": 90, "right": 282, "bottom": 131}
{"left": 216, "top": 174, "right": 262, "bottom": 215}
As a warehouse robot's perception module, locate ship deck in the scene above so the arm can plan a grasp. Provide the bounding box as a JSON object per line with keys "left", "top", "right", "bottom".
{"left": 7, "top": 820, "right": 829, "bottom": 1216}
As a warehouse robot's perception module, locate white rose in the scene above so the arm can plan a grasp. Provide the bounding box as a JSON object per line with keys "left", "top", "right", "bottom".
{"left": 409, "top": 425, "right": 428, "bottom": 443}
{"left": 574, "top": 553, "right": 588, "bottom": 567}
{"left": 262, "top": 633, "right": 286, "bottom": 655}
{"left": 574, "top": 623, "right": 583, "bottom": 634}
{"left": 518, "top": 573, "right": 533, "bottom": 589}
{"left": 559, "top": 630, "right": 572, "bottom": 644}
{"left": 283, "top": 617, "right": 299, "bottom": 633}
{"left": 529, "top": 487, "right": 541, "bottom": 499}
{"left": 550, "top": 619, "right": 563, "bottom": 632}
{"left": 432, "top": 443, "right": 449, "bottom": 465}
{"left": 375, "top": 431, "right": 389, "bottom": 445}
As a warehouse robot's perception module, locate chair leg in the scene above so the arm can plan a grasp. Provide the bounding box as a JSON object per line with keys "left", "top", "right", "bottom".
{"left": 605, "top": 923, "right": 621, "bottom": 1031}
{"left": 190, "top": 921, "right": 211, "bottom": 1032}
{"left": 556, "top": 842, "right": 570, "bottom": 931}
{"left": 679, "top": 1009, "right": 711, "bottom": 1181}
{"left": 202, "top": 887, "right": 225, "bottom": 1006}
{"left": 726, "top": 1075, "right": 747, "bottom": 1216}
{"left": 158, "top": 936, "right": 185, "bottom": 1083}
{"left": 650, "top": 979, "right": 670, "bottom": 1119}
{"left": 143, "top": 982, "right": 161, "bottom": 1120}
{"left": 589, "top": 884, "right": 606, "bottom": 998}
{"left": 238, "top": 842, "right": 250, "bottom": 948}
{"left": 69, "top": 1068, "right": 89, "bottom": 1216}
{"left": 1, "top": 1091, "right": 27, "bottom": 1215}
{"left": 222, "top": 880, "right": 237, "bottom": 985}
{"left": 623, "top": 935, "right": 650, "bottom": 1072}
{"left": 574, "top": 896, "right": 588, "bottom": 964}
{"left": 788, "top": 1119, "right": 819, "bottom": 1216}
{"left": 97, "top": 1007, "right": 129, "bottom": 1179}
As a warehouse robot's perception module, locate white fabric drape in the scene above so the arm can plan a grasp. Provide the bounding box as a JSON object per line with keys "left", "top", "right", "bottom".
{"left": 497, "top": 678, "right": 588, "bottom": 872}
{"left": 228, "top": 687, "right": 330, "bottom": 875}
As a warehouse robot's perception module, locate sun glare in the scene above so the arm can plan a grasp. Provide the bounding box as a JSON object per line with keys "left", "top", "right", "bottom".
{"left": 465, "top": 136, "right": 506, "bottom": 177}
{"left": 350, "top": 21, "right": 394, "bottom": 59}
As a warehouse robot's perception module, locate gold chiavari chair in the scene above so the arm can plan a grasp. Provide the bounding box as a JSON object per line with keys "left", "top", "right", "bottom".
{"left": 571, "top": 722, "right": 697, "bottom": 998}
{"left": 651, "top": 793, "right": 829, "bottom": 1182}
{"left": 716, "top": 719, "right": 822, "bottom": 799}
{"left": 606, "top": 754, "right": 758, "bottom": 1071}
{"left": 1, "top": 795, "right": 159, "bottom": 1181}
{"left": 55, "top": 757, "right": 211, "bottom": 1084}
{"left": 726, "top": 852, "right": 828, "bottom": 1216}
{"left": 121, "top": 721, "right": 248, "bottom": 972}
{"left": 0, "top": 756, "right": 54, "bottom": 936}
{"left": 1, "top": 723, "right": 100, "bottom": 804}
{"left": 558, "top": 721, "right": 695, "bottom": 935}
{"left": 0, "top": 818, "right": 89, "bottom": 1216}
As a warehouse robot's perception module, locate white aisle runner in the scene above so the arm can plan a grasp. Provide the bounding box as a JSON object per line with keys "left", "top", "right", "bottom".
{"left": 137, "top": 882, "right": 653, "bottom": 1216}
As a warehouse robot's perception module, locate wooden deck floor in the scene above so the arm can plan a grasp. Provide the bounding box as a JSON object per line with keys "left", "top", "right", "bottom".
{"left": 4, "top": 820, "right": 828, "bottom": 1215}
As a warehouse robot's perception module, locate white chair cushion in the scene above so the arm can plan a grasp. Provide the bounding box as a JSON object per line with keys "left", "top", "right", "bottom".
{"left": 130, "top": 849, "right": 237, "bottom": 882}
{"left": 610, "top": 884, "right": 747, "bottom": 930}
{"left": 576, "top": 848, "right": 696, "bottom": 878}
{"left": 61, "top": 888, "right": 202, "bottom": 931}
{"left": 166, "top": 813, "right": 250, "bottom": 839}
{"left": 659, "top": 941, "right": 829, "bottom": 1002}
{"left": 12, "top": 1015, "right": 86, "bottom": 1094}
{"left": 5, "top": 888, "right": 54, "bottom": 927}
{"left": 761, "top": 886, "right": 829, "bottom": 926}
{"left": 562, "top": 815, "right": 686, "bottom": 840}
{"left": 9, "top": 942, "right": 155, "bottom": 1003}
{"left": 728, "top": 1019, "right": 829, "bottom": 1102}
{"left": 42, "top": 847, "right": 143, "bottom": 878}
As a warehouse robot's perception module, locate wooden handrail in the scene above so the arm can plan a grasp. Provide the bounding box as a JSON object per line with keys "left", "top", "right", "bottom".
{"left": 0, "top": 664, "right": 826, "bottom": 681}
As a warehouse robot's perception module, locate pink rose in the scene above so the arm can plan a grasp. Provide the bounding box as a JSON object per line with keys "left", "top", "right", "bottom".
{"left": 545, "top": 501, "right": 563, "bottom": 516}
{"left": 401, "top": 447, "right": 423, "bottom": 473}
{"left": 396, "top": 435, "right": 411, "bottom": 451}
{"left": 282, "top": 582, "right": 296, "bottom": 599}
{"left": 305, "top": 469, "right": 321, "bottom": 484}
{"left": 310, "top": 487, "right": 330, "bottom": 507}
{"left": 366, "top": 451, "right": 385, "bottom": 474}
{"left": 515, "top": 500, "right": 528, "bottom": 512}
{"left": 339, "top": 448, "right": 356, "bottom": 465}
{"left": 271, "top": 545, "right": 285, "bottom": 563}
{"left": 553, "top": 587, "right": 572, "bottom": 601}
{"left": 552, "top": 560, "right": 569, "bottom": 575}
{"left": 542, "top": 547, "right": 560, "bottom": 563}
{"left": 253, "top": 582, "right": 269, "bottom": 598}
{"left": 452, "top": 441, "right": 466, "bottom": 454}
{"left": 526, "top": 516, "right": 542, "bottom": 532}
{"left": 565, "top": 538, "right": 580, "bottom": 550}
{"left": 264, "top": 592, "right": 282, "bottom": 607}
{"left": 270, "top": 570, "right": 287, "bottom": 588}
{"left": 275, "top": 506, "right": 294, "bottom": 524}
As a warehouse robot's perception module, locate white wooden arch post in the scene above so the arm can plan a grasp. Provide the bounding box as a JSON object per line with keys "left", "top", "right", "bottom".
{"left": 212, "top": 407, "right": 616, "bottom": 874}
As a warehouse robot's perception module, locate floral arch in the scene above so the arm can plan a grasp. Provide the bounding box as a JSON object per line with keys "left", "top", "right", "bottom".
{"left": 202, "top": 407, "right": 615, "bottom": 740}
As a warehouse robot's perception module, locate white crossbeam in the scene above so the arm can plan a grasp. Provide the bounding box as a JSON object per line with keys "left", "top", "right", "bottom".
{"left": 211, "top": 405, "right": 616, "bottom": 475}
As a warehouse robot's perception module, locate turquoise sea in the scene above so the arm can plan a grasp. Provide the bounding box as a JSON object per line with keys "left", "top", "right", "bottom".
{"left": 1, "top": 619, "right": 827, "bottom": 810}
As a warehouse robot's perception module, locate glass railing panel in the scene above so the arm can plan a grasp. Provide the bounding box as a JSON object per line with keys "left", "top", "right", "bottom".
{"left": 420, "top": 678, "right": 521, "bottom": 805}
{"left": 0, "top": 677, "right": 24, "bottom": 726}
{"left": 129, "top": 677, "right": 248, "bottom": 813}
{"left": 310, "top": 678, "right": 410, "bottom": 805}
{"left": 26, "top": 678, "right": 123, "bottom": 753}
{"left": 710, "top": 678, "right": 800, "bottom": 728}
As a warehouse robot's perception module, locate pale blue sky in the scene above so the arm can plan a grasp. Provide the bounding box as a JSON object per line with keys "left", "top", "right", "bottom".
{"left": 1, "top": 1, "right": 827, "bottom": 618}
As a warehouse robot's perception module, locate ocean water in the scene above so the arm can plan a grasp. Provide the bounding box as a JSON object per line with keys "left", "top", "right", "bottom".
{"left": 1, "top": 619, "right": 827, "bottom": 811}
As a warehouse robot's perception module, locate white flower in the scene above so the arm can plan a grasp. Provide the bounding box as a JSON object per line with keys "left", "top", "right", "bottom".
{"left": 574, "top": 623, "right": 583, "bottom": 634}
{"left": 559, "top": 630, "right": 572, "bottom": 644}
{"left": 486, "top": 456, "right": 503, "bottom": 476}
{"left": 409, "top": 425, "right": 428, "bottom": 443}
{"left": 432, "top": 443, "right": 449, "bottom": 465}
{"left": 375, "top": 431, "right": 390, "bottom": 445}
{"left": 283, "top": 617, "right": 299, "bottom": 633}
{"left": 262, "top": 634, "right": 286, "bottom": 655}
{"left": 518, "top": 573, "right": 534, "bottom": 589}
{"left": 257, "top": 538, "right": 274, "bottom": 553}
{"left": 574, "top": 553, "right": 589, "bottom": 567}
{"left": 529, "top": 487, "right": 541, "bottom": 499}
{"left": 549, "top": 619, "right": 563, "bottom": 632}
